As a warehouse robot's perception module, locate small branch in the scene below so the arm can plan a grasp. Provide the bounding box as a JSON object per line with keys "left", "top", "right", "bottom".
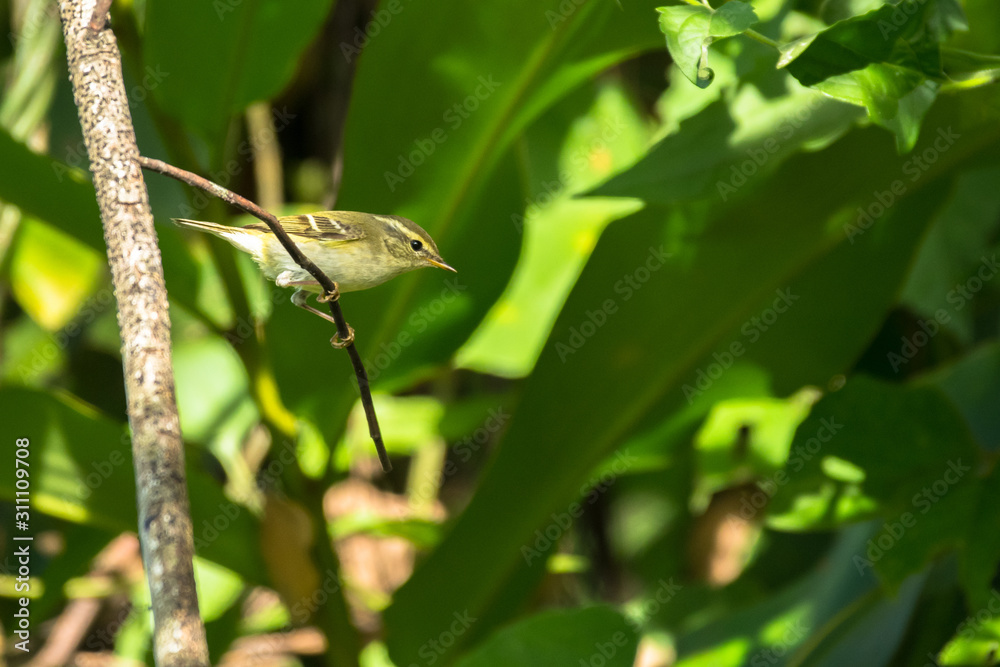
{"left": 87, "top": 0, "right": 111, "bottom": 30}
{"left": 743, "top": 28, "right": 780, "bottom": 50}
{"left": 137, "top": 155, "right": 392, "bottom": 473}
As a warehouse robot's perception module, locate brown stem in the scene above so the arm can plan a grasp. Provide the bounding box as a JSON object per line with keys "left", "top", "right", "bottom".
{"left": 136, "top": 155, "right": 392, "bottom": 473}
{"left": 58, "top": 2, "right": 209, "bottom": 665}
{"left": 87, "top": 0, "right": 111, "bottom": 30}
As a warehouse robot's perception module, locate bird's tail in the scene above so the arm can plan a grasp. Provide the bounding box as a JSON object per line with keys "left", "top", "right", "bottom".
{"left": 172, "top": 218, "right": 265, "bottom": 258}
{"left": 172, "top": 218, "right": 238, "bottom": 236}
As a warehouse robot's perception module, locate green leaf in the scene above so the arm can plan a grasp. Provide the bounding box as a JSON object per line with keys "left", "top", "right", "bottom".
{"left": 811, "top": 66, "right": 938, "bottom": 152}
{"left": 933, "top": 342, "right": 1000, "bottom": 451}
{"left": 925, "top": 0, "right": 969, "bottom": 40}
{"left": 766, "top": 375, "right": 1000, "bottom": 603}
{"left": 675, "top": 527, "right": 918, "bottom": 666}
{"left": 0, "top": 130, "right": 201, "bottom": 315}
{"left": 778, "top": 1, "right": 943, "bottom": 85}
{"left": 767, "top": 376, "right": 979, "bottom": 526}
{"left": 385, "top": 114, "right": 979, "bottom": 664}
{"left": 143, "top": 0, "right": 335, "bottom": 146}
{"left": 900, "top": 168, "right": 1000, "bottom": 344}
{"left": 0, "top": 386, "right": 267, "bottom": 582}
{"left": 8, "top": 218, "right": 105, "bottom": 331}
{"left": 785, "top": 570, "right": 926, "bottom": 667}
{"left": 457, "top": 82, "right": 651, "bottom": 377}
{"left": 658, "top": 5, "right": 715, "bottom": 88}
{"left": 589, "top": 87, "right": 863, "bottom": 205}
{"left": 0, "top": 127, "right": 102, "bottom": 249}
{"left": 709, "top": 1, "right": 759, "bottom": 37}
{"left": 775, "top": 0, "right": 962, "bottom": 150}
{"left": 455, "top": 607, "right": 638, "bottom": 667}
{"left": 266, "top": 0, "right": 665, "bottom": 445}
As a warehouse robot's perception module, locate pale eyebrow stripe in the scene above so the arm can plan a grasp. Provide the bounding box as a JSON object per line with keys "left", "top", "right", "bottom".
{"left": 377, "top": 216, "right": 410, "bottom": 239}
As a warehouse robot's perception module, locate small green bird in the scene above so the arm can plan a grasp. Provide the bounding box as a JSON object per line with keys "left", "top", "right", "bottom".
{"left": 173, "top": 211, "right": 456, "bottom": 326}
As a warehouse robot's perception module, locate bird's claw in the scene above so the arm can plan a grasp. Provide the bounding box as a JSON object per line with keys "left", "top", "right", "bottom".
{"left": 317, "top": 285, "right": 341, "bottom": 303}
{"left": 330, "top": 325, "right": 355, "bottom": 349}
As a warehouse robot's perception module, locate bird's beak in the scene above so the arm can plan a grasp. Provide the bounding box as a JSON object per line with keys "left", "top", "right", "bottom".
{"left": 427, "top": 257, "right": 457, "bottom": 273}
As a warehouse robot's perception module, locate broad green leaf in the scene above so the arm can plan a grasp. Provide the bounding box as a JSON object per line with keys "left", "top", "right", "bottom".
{"left": 938, "top": 593, "right": 1000, "bottom": 665}
{"left": 455, "top": 607, "right": 638, "bottom": 667}
{"left": 777, "top": 1, "right": 946, "bottom": 85}
{"left": 900, "top": 168, "right": 1000, "bottom": 345}
{"left": 811, "top": 66, "right": 938, "bottom": 152}
{"left": 457, "top": 82, "right": 650, "bottom": 377}
{"left": 0, "top": 130, "right": 202, "bottom": 315}
{"left": 766, "top": 376, "right": 979, "bottom": 529}
{"left": 0, "top": 387, "right": 267, "bottom": 582}
{"left": 143, "top": 0, "right": 335, "bottom": 147}
{"left": 675, "top": 526, "right": 898, "bottom": 665}
{"left": 265, "top": 0, "right": 665, "bottom": 446}
{"left": 766, "top": 375, "right": 1000, "bottom": 603}
{"left": 385, "top": 104, "right": 993, "bottom": 663}
{"left": 658, "top": 6, "right": 715, "bottom": 87}
{"left": 785, "top": 571, "right": 926, "bottom": 667}
{"left": 709, "top": 1, "right": 759, "bottom": 37}
{"left": 693, "top": 392, "right": 816, "bottom": 507}
{"left": 8, "top": 218, "right": 105, "bottom": 330}
{"left": 0, "top": 127, "right": 102, "bottom": 249}
{"left": 775, "top": 0, "right": 963, "bottom": 150}
{"left": 924, "top": 0, "right": 969, "bottom": 40}
{"left": 933, "top": 342, "right": 1000, "bottom": 451}
{"left": 589, "top": 83, "right": 864, "bottom": 205}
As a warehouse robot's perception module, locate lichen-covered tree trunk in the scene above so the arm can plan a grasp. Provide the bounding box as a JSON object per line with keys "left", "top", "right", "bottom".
{"left": 58, "top": 2, "right": 209, "bottom": 665}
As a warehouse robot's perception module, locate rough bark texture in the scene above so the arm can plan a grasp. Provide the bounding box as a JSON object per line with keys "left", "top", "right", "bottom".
{"left": 58, "top": 2, "right": 210, "bottom": 665}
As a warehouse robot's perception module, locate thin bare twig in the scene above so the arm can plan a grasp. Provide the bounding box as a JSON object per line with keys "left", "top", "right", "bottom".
{"left": 136, "top": 155, "right": 392, "bottom": 473}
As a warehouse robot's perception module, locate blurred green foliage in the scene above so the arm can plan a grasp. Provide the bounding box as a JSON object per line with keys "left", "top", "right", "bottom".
{"left": 2, "top": 0, "right": 1000, "bottom": 665}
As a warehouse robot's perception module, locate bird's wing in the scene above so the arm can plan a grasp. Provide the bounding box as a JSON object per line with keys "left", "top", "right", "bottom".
{"left": 244, "top": 212, "right": 366, "bottom": 244}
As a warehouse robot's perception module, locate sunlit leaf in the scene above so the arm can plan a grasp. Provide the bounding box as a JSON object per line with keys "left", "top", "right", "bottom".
{"left": 8, "top": 218, "right": 104, "bottom": 331}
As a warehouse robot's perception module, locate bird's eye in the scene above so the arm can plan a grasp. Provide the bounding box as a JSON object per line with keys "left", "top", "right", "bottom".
{"left": 410, "top": 239, "right": 423, "bottom": 251}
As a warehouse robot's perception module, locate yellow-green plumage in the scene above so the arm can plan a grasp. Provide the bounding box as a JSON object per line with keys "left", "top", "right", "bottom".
{"left": 172, "top": 211, "right": 454, "bottom": 294}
